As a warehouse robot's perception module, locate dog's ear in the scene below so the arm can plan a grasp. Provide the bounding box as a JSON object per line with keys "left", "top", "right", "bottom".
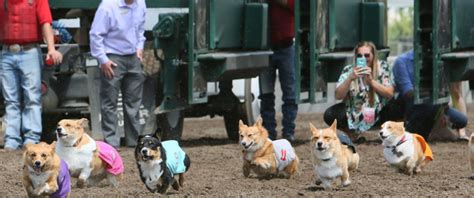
{"left": 309, "top": 122, "right": 318, "bottom": 134}
{"left": 255, "top": 117, "right": 263, "bottom": 127}
{"left": 239, "top": 120, "right": 246, "bottom": 129}
{"left": 23, "top": 143, "right": 34, "bottom": 152}
{"left": 396, "top": 121, "right": 405, "bottom": 132}
{"left": 153, "top": 128, "right": 162, "bottom": 141}
{"left": 330, "top": 119, "right": 337, "bottom": 131}
{"left": 49, "top": 141, "right": 57, "bottom": 154}
{"left": 78, "top": 118, "right": 89, "bottom": 129}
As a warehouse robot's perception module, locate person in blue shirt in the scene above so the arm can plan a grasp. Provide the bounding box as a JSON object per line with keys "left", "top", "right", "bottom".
{"left": 90, "top": 0, "right": 147, "bottom": 148}
{"left": 392, "top": 50, "right": 467, "bottom": 139}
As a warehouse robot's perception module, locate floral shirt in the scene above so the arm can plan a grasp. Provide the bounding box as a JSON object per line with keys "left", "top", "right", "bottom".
{"left": 336, "top": 61, "right": 394, "bottom": 132}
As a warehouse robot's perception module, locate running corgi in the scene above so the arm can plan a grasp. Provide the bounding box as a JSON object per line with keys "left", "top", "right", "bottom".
{"left": 239, "top": 118, "right": 299, "bottom": 179}
{"left": 309, "top": 120, "right": 359, "bottom": 190}
{"left": 379, "top": 121, "right": 433, "bottom": 175}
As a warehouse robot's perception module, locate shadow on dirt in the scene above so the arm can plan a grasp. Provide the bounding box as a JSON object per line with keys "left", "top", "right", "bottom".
{"left": 180, "top": 137, "right": 237, "bottom": 147}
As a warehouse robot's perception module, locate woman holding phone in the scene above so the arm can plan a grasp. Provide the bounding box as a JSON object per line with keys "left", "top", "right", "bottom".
{"left": 323, "top": 41, "right": 396, "bottom": 142}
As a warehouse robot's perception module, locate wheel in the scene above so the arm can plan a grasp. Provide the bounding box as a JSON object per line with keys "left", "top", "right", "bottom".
{"left": 224, "top": 78, "right": 260, "bottom": 141}
{"left": 41, "top": 114, "right": 60, "bottom": 144}
{"left": 223, "top": 108, "right": 246, "bottom": 141}
{"left": 156, "top": 110, "right": 184, "bottom": 140}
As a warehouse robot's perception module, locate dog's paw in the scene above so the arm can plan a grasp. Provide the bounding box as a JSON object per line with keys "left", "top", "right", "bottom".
{"left": 469, "top": 175, "right": 474, "bottom": 180}
{"left": 342, "top": 180, "right": 351, "bottom": 187}
{"left": 253, "top": 159, "right": 272, "bottom": 169}
{"left": 76, "top": 179, "right": 86, "bottom": 188}
{"left": 321, "top": 180, "right": 333, "bottom": 190}
{"left": 33, "top": 184, "right": 49, "bottom": 196}
{"left": 315, "top": 179, "right": 322, "bottom": 185}
{"left": 414, "top": 167, "right": 422, "bottom": 174}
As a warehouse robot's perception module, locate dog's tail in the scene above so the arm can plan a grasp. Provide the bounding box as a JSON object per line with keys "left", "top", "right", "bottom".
{"left": 184, "top": 154, "right": 191, "bottom": 172}
{"left": 349, "top": 153, "right": 360, "bottom": 171}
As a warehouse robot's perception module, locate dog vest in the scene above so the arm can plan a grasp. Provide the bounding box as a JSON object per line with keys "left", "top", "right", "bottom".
{"left": 272, "top": 139, "right": 296, "bottom": 172}
{"left": 51, "top": 159, "right": 71, "bottom": 198}
{"left": 162, "top": 140, "right": 187, "bottom": 175}
{"left": 412, "top": 133, "right": 433, "bottom": 161}
{"left": 97, "top": 141, "right": 124, "bottom": 175}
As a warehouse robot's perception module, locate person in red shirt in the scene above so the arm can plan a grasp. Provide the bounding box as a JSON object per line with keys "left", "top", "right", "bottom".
{"left": 259, "top": 0, "right": 297, "bottom": 142}
{"left": 0, "top": 0, "right": 62, "bottom": 151}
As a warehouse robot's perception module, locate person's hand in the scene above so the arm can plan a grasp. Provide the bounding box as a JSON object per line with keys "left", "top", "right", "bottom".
{"left": 46, "top": 49, "right": 63, "bottom": 65}
{"left": 350, "top": 67, "right": 369, "bottom": 80}
{"left": 361, "top": 67, "right": 373, "bottom": 85}
{"left": 136, "top": 49, "right": 143, "bottom": 62}
{"left": 101, "top": 60, "right": 118, "bottom": 80}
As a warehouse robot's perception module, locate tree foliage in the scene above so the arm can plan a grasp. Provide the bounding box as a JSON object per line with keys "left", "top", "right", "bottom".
{"left": 388, "top": 7, "right": 413, "bottom": 41}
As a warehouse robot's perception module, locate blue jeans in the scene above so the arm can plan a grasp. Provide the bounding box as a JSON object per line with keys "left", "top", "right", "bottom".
{"left": 401, "top": 95, "right": 467, "bottom": 139}
{"left": 259, "top": 44, "right": 297, "bottom": 139}
{"left": 1, "top": 47, "right": 42, "bottom": 149}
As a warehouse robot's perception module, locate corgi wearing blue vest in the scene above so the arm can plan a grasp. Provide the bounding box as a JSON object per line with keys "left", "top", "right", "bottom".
{"left": 135, "top": 130, "right": 191, "bottom": 194}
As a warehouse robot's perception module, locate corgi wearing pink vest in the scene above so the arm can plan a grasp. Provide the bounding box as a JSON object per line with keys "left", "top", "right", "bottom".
{"left": 55, "top": 118, "right": 124, "bottom": 188}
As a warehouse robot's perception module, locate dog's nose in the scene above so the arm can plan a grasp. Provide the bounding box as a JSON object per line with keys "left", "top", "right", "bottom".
{"left": 317, "top": 142, "right": 323, "bottom": 147}
{"left": 141, "top": 149, "right": 147, "bottom": 155}
{"left": 56, "top": 127, "right": 61, "bottom": 133}
{"left": 34, "top": 161, "right": 41, "bottom": 166}
{"left": 379, "top": 132, "right": 383, "bottom": 137}
{"left": 241, "top": 142, "right": 247, "bottom": 147}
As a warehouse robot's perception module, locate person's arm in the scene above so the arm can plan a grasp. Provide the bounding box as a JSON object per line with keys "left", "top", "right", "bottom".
{"left": 89, "top": 7, "right": 117, "bottom": 79}
{"left": 335, "top": 66, "right": 364, "bottom": 100}
{"left": 369, "top": 79, "right": 394, "bottom": 99}
{"left": 89, "top": 7, "right": 111, "bottom": 65}
{"left": 335, "top": 74, "right": 355, "bottom": 100}
{"left": 392, "top": 57, "right": 414, "bottom": 98}
{"left": 38, "top": 0, "right": 62, "bottom": 64}
{"left": 136, "top": 1, "right": 147, "bottom": 62}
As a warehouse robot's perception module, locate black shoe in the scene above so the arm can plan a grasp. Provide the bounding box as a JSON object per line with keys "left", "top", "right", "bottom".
{"left": 282, "top": 134, "right": 296, "bottom": 143}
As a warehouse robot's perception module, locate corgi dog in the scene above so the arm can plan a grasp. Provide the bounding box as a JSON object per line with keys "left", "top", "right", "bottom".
{"left": 239, "top": 118, "right": 299, "bottom": 179}
{"left": 55, "top": 118, "right": 124, "bottom": 188}
{"left": 379, "top": 121, "right": 433, "bottom": 175}
{"left": 135, "top": 133, "right": 191, "bottom": 194}
{"left": 309, "top": 120, "right": 359, "bottom": 190}
{"left": 469, "top": 134, "right": 474, "bottom": 180}
{"left": 23, "top": 142, "right": 71, "bottom": 197}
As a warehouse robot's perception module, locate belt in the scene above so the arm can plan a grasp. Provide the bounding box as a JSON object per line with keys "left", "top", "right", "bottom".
{"left": 2, "top": 43, "right": 37, "bottom": 53}
{"left": 271, "top": 40, "right": 294, "bottom": 51}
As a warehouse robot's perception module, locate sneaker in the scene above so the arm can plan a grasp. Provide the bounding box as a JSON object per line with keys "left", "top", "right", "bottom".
{"left": 282, "top": 134, "right": 296, "bottom": 143}
{"left": 4, "top": 146, "right": 18, "bottom": 152}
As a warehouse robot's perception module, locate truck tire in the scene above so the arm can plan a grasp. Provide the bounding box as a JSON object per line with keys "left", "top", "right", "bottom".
{"left": 156, "top": 110, "right": 184, "bottom": 140}
{"left": 224, "top": 79, "right": 258, "bottom": 141}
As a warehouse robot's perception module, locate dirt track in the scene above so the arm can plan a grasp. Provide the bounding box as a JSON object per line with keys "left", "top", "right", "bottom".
{"left": 0, "top": 110, "right": 473, "bottom": 197}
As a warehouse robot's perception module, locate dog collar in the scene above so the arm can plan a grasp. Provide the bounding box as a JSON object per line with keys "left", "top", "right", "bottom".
{"left": 385, "top": 135, "right": 407, "bottom": 157}
{"left": 72, "top": 135, "right": 84, "bottom": 147}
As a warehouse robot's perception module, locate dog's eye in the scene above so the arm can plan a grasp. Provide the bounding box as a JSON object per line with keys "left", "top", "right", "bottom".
{"left": 248, "top": 134, "right": 252, "bottom": 137}
{"left": 66, "top": 124, "right": 71, "bottom": 127}
{"left": 30, "top": 153, "right": 36, "bottom": 157}
{"left": 240, "top": 135, "right": 243, "bottom": 138}
{"left": 41, "top": 153, "right": 47, "bottom": 158}
{"left": 323, "top": 136, "right": 330, "bottom": 140}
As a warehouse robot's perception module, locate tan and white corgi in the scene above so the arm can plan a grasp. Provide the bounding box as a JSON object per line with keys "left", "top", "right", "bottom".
{"left": 309, "top": 120, "right": 359, "bottom": 190}
{"left": 55, "top": 118, "right": 124, "bottom": 188}
{"left": 23, "top": 142, "right": 71, "bottom": 197}
{"left": 469, "top": 134, "right": 474, "bottom": 180}
{"left": 379, "top": 121, "right": 433, "bottom": 175}
{"left": 239, "top": 118, "right": 299, "bottom": 179}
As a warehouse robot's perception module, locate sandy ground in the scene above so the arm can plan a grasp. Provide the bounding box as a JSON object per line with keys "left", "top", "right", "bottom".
{"left": 0, "top": 107, "right": 473, "bottom": 197}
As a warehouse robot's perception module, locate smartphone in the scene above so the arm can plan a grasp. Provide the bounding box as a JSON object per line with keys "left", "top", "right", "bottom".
{"left": 356, "top": 57, "right": 366, "bottom": 68}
